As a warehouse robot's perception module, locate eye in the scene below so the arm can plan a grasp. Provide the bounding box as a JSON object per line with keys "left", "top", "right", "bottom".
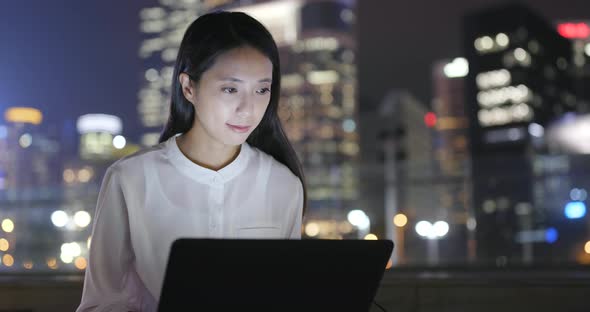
{"left": 222, "top": 87, "right": 237, "bottom": 94}
{"left": 256, "top": 88, "right": 271, "bottom": 95}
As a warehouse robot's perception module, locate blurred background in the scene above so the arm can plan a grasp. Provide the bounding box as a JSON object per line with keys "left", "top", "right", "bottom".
{"left": 1, "top": 0, "right": 590, "bottom": 311}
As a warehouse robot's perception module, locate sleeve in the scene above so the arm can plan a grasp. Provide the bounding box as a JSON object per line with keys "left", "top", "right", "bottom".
{"left": 76, "top": 165, "right": 142, "bottom": 312}
{"left": 288, "top": 178, "right": 304, "bottom": 239}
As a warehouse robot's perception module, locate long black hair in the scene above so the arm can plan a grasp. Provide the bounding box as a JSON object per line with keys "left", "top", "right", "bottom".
{"left": 159, "top": 11, "right": 307, "bottom": 216}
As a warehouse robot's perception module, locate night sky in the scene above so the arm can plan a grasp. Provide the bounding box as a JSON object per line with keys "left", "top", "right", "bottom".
{"left": 0, "top": 0, "right": 143, "bottom": 136}
{"left": 0, "top": 0, "right": 588, "bottom": 140}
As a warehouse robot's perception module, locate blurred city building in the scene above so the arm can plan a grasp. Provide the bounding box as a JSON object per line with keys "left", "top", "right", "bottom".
{"left": 1, "top": 107, "right": 61, "bottom": 194}
{"left": 358, "top": 90, "right": 435, "bottom": 263}
{"left": 0, "top": 107, "right": 139, "bottom": 273}
{"left": 463, "top": 3, "right": 589, "bottom": 264}
{"left": 431, "top": 58, "right": 475, "bottom": 262}
{"left": 0, "top": 107, "right": 67, "bottom": 272}
{"left": 555, "top": 19, "right": 590, "bottom": 107}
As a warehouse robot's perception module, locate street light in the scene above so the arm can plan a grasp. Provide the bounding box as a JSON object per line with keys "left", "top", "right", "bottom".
{"left": 415, "top": 220, "right": 449, "bottom": 239}
{"left": 364, "top": 234, "right": 378, "bottom": 240}
{"left": 433, "top": 221, "right": 449, "bottom": 237}
{"left": 51, "top": 210, "right": 69, "bottom": 228}
{"left": 392, "top": 213, "right": 408, "bottom": 265}
{"left": 415, "top": 220, "right": 450, "bottom": 265}
{"left": 113, "top": 135, "right": 126, "bottom": 149}
{"left": 393, "top": 213, "right": 408, "bottom": 227}
{"left": 347, "top": 210, "right": 370, "bottom": 238}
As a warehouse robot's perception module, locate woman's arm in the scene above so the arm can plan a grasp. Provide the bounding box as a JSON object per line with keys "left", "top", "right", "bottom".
{"left": 76, "top": 165, "right": 142, "bottom": 312}
{"left": 289, "top": 178, "right": 304, "bottom": 239}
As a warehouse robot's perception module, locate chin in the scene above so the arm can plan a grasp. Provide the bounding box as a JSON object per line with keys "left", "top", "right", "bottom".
{"left": 222, "top": 129, "right": 254, "bottom": 145}
{"left": 223, "top": 135, "right": 249, "bottom": 146}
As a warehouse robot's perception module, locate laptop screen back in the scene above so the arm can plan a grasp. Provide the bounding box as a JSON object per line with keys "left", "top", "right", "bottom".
{"left": 158, "top": 238, "right": 393, "bottom": 312}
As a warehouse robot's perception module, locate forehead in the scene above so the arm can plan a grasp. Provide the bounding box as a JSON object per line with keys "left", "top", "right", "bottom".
{"left": 206, "top": 46, "right": 273, "bottom": 80}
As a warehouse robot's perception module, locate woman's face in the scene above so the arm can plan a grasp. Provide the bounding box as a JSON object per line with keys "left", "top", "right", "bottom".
{"left": 181, "top": 45, "right": 273, "bottom": 147}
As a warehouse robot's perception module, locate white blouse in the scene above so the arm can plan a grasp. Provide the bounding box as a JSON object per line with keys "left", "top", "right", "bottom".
{"left": 76, "top": 135, "right": 304, "bottom": 312}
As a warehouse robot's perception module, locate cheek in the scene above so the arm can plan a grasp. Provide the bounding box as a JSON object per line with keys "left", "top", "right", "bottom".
{"left": 198, "top": 101, "right": 232, "bottom": 127}
{"left": 217, "top": 102, "right": 236, "bottom": 121}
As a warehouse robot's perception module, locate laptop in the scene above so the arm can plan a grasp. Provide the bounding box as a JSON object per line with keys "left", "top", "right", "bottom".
{"left": 157, "top": 238, "right": 394, "bottom": 312}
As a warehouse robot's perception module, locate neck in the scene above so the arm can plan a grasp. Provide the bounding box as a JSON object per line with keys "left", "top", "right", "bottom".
{"left": 175, "top": 125, "right": 241, "bottom": 171}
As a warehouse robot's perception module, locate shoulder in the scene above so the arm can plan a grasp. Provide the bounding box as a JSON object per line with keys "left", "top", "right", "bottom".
{"left": 106, "top": 140, "right": 167, "bottom": 177}
{"left": 248, "top": 144, "right": 302, "bottom": 189}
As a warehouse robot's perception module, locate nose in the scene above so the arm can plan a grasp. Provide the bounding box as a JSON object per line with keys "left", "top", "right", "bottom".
{"left": 236, "top": 94, "right": 254, "bottom": 118}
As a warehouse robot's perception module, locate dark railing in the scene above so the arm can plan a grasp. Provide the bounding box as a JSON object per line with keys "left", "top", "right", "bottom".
{"left": 1, "top": 266, "right": 590, "bottom": 312}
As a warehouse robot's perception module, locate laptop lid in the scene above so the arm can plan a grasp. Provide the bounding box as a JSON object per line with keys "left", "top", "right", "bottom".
{"left": 157, "top": 238, "right": 394, "bottom": 312}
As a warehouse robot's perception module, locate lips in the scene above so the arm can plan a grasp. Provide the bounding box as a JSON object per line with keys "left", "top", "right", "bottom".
{"left": 227, "top": 123, "right": 251, "bottom": 133}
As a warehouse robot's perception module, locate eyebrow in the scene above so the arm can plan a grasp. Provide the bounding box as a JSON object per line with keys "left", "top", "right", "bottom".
{"left": 218, "top": 77, "right": 272, "bottom": 83}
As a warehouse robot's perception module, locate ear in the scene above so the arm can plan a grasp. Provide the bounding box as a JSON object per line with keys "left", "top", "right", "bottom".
{"left": 179, "top": 73, "right": 197, "bottom": 105}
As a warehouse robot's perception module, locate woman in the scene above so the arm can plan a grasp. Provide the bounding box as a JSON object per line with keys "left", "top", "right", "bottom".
{"left": 77, "top": 11, "right": 306, "bottom": 312}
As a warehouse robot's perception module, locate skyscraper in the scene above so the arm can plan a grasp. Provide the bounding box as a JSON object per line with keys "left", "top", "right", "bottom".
{"left": 463, "top": 3, "right": 577, "bottom": 263}
{"left": 555, "top": 20, "right": 590, "bottom": 112}
{"left": 1, "top": 107, "right": 61, "bottom": 195}
{"left": 137, "top": 0, "right": 204, "bottom": 147}
{"left": 432, "top": 59, "right": 470, "bottom": 177}
{"left": 431, "top": 58, "right": 474, "bottom": 262}
{"left": 0, "top": 107, "right": 67, "bottom": 272}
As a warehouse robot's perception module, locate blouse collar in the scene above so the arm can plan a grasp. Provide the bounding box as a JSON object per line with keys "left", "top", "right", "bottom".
{"left": 165, "top": 135, "right": 251, "bottom": 186}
